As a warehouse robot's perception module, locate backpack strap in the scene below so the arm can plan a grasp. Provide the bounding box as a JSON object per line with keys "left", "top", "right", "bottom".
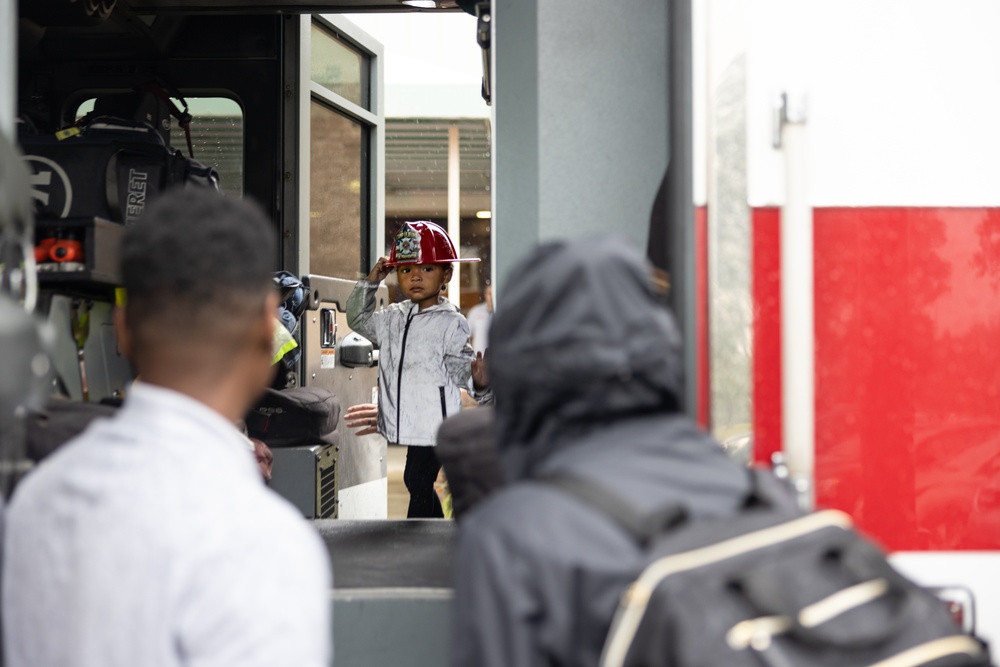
{"left": 137, "top": 81, "right": 195, "bottom": 158}
{"left": 738, "top": 535, "right": 918, "bottom": 650}
{"left": 743, "top": 466, "right": 801, "bottom": 513}
{"left": 537, "top": 473, "right": 686, "bottom": 546}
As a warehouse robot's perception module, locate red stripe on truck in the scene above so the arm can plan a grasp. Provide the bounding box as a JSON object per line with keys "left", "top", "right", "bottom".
{"left": 752, "top": 206, "right": 1000, "bottom": 551}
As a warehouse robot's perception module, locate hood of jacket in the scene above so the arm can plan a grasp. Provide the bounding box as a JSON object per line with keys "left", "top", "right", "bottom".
{"left": 490, "top": 237, "right": 685, "bottom": 480}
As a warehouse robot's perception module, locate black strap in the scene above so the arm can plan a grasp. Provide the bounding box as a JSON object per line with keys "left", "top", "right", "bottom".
{"left": 739, "top": 538, "right": 914, "bottom": 650}
{"left": 743, "top": 467, "right": 800, "bottom": 513}
{"left": 538, "top": 474, "right": 686, "bottom": 545}
{"left": 137, "top": 81, "right": 195, "bottom": 158}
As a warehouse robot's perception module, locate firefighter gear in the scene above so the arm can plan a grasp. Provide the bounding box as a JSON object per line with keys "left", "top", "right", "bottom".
{"left": 385, "top": 221, "right": 480, "bottom": 268}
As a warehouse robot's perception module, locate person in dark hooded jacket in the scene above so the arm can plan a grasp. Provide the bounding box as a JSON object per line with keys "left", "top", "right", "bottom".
{"left": 450, "top": 237, "right": 753, "bottom": 667}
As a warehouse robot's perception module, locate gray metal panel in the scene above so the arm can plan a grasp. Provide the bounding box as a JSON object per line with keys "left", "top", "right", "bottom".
{"left": 493, "top": 0, "right": 668, "bottom": 293}
{"left": 321, "top": 520, "right": 455, "bottom": 667}
{"left": 667, "top": 0, "right": 697, "bottom": 418}
{"left": 45, "top": 296, "right": 130, "bottom": 403}
{"left": 331, "top": 590, "right": 452, "bottom": 667}
{"left": 320, "top": 521, "right": 456, "bottom": 665}
{"left": 301, "top": 275, "right": 387, "bottom": 491}
{"left": 91, "top": 315, "right": 132, "bottom": 400}
{"left": 270, "top": 444, "right": 337, "bottom": 519}
{"left": 314, "top": 519, "right": 454, "bottom": 588}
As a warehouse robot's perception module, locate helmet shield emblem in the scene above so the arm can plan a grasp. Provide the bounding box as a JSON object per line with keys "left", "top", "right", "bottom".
{"left": 394, "top": 224, "right": 421, "bottom": 263}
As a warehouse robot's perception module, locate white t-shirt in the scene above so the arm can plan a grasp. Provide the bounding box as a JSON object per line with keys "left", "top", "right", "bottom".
{"left": 2, "top": 383, "right": 332, "bottom": 667}
{"left": 467, "top": 301, "right": 492, "bottom": 355}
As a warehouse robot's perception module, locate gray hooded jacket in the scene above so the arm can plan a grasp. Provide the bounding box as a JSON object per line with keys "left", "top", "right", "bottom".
{"left": 451, "top": 238, "right": 752, "bottom": 667}
{"left": 347, "top": 281, "right": 474, "bottom": 446}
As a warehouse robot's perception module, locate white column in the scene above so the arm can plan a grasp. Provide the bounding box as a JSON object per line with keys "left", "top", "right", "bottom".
{"left": 779, "top": 91, "right": 814, "bottom": 511}
{"left": 447, "top": 123, "right": 461, "bottom": 307}
{"left": 0, "top": 0, "right": 15, "bottom": 138}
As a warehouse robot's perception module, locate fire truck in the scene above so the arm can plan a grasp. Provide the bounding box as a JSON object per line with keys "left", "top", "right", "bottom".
{"left": 1, "top": 0, "right": 998, "bottom": 663}
{"left": 696, "top": 1, "right": 1000, "bottom": 648}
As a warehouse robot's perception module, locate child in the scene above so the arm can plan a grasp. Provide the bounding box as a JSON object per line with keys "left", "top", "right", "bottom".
{"left": 347, "top": 221, "right": 488, "bottom": 518}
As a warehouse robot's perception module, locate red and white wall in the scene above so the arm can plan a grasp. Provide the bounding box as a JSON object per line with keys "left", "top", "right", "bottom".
{"left": 700, "top": 0, "right": 1000, "bottom": 646}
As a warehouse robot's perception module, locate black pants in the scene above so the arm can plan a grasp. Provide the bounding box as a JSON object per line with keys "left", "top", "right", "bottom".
{"left": 403, "top": 445, "right": 443, "bottom": 518}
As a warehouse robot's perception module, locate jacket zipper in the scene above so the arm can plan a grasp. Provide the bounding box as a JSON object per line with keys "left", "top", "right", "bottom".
{"left": 439, "top": 386, "right": 448, "bottom": 420}
{"left": 395, "top": 307, "right": 416, "bottom": 443}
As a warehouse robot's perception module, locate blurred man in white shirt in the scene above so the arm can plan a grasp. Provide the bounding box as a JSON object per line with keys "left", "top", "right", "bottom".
{"left": 3, "top": 188, "right": 332, "bottom": 667}
{"left": 467, "top": 283, "right": 492, "bottom": 356}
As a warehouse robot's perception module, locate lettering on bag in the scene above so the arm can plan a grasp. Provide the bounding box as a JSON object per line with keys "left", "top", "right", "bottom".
{"left": 126, "top": 168, "right": 149, "bottom": 222}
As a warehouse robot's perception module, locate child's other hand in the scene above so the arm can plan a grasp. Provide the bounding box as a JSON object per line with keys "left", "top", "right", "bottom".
{"left": 366, "top": 256, "right": 392, "bottom": 283}
{"left": 346, "top": 403, "right": 380, "bottom": 436}
{"left": 471, "top": 350, "right": 489, "bottom": 390}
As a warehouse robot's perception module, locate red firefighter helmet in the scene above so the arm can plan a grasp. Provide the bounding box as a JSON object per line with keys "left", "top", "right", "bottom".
{"left": 385, "top": 220, "right": 480, "bottom": 268}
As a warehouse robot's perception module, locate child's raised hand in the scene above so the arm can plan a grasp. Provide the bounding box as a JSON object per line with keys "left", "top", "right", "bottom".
{"left": 366, "top": 256, "right": 392, "bottom": 283}
{"left": 471, "top": 350, "right": 489, "bottom": 390}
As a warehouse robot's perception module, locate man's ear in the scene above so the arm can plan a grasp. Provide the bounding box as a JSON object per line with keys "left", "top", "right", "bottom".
{"left": 113, "top": 306, "right": 133, "bottom": 364}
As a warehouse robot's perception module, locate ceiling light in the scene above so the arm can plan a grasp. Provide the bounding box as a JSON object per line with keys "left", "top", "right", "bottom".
{"left": 401, "top": 1, "right": 438, "bottom": 8}
{"left": 476, "top": 210, "right": 492, "bottom": 219}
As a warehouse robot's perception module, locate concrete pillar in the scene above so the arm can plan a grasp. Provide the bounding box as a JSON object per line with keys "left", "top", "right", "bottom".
{"left": 492, "top": 0, "right": 669, "bottom": 293}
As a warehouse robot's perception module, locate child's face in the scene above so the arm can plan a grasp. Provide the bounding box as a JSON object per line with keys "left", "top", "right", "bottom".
{"left": 398, "top": 263, "right": 451, "bottom": 309}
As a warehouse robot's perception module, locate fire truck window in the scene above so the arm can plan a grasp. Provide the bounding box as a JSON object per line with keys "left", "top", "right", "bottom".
{"left": 309, "top": 100, "right": 365, "bottom": 279}
{"left": 311, "top": 24, "right": 368, "bottom": 109}
{"left": 75, "top": 97, "right": 244, "bottom": 197}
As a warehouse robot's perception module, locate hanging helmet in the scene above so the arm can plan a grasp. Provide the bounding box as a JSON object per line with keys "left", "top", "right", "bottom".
{"left": 385, "top": 221, "right": 480, "bottom": 268}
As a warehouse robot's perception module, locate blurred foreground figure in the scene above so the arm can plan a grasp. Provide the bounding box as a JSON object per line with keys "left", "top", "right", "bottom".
{"left": 3, "top": 189, "right": 331, "bottom": 667}
{"left": 450, "top": 238, "right": 751, "bottom": 667}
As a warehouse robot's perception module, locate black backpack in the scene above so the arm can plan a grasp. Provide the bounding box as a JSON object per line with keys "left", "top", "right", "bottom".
{"left": 542, "top": 470, "right": 993, "bottom": 667}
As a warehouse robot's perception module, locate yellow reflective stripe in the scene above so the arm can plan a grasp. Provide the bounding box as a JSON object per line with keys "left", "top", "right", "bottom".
{"left": 272, "top": 337, "right": 298, "bottom": 365}
{"left": 272, "top": 319, "right": 298, "bottom": 365}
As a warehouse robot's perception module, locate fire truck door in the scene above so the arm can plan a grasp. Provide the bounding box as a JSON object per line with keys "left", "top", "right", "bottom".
{"left": 276, "top": 14, "right": 387, "bottom": 520}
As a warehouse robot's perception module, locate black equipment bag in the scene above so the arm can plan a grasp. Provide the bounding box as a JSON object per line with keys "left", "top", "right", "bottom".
{"left": 245, "top": 387, "right": 340, "bottom": 449}
{"left": 542, "top": 471, "right": 993, "bottom": 667}
{"left": 19, "top": 118, "right": 219, "bottom": 225}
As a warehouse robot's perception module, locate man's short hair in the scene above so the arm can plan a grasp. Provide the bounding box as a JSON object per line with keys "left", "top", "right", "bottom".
{"left": 119, "top": 188, "right": 277, "bottom": 338}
